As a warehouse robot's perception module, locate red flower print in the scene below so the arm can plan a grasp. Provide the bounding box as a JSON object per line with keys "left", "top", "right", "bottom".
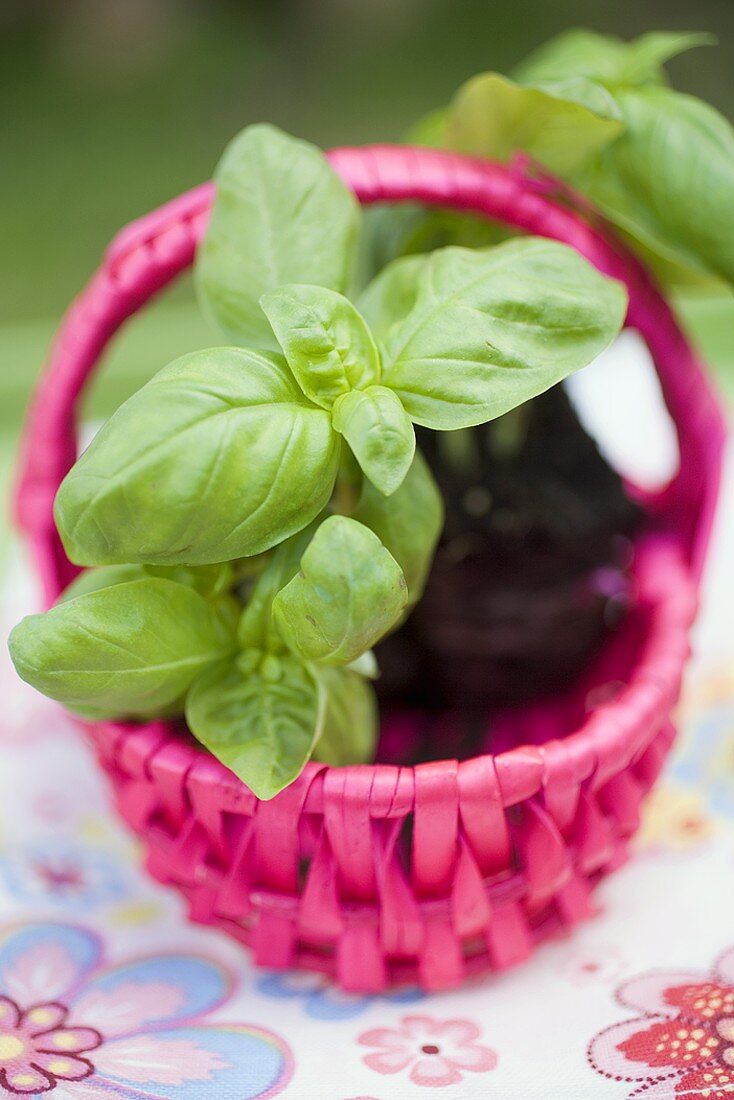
{"left": 588, "top": 947, "right": 734, "bottom": 1098}
{"left": 358, "top": 1014, "right": 497, "bottom": 1088}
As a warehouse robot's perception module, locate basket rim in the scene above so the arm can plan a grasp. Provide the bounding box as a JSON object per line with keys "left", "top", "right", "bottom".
{"left": 14, "top": 142, "right": 721, "bottom": 811}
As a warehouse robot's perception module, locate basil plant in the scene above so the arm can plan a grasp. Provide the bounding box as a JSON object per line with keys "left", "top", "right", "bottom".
{"left": 411, "top": 30, "right": 734, "bottom": 290}
{"left": 9, "top": 123, "right": 627, "bottom": 798}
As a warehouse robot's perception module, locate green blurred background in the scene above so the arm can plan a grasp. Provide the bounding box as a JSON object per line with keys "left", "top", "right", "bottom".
{"left": 2, "top": 0, "right": 733, "bottom": 450}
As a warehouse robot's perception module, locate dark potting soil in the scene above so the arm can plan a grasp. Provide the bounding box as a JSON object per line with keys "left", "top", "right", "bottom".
{"left": 373, "top": 385, "right": 642, "bottom": 721}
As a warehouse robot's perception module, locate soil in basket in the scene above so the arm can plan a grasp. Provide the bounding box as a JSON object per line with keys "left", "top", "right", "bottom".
{"left": 373, "top": 384, "right": 641, "bottom": 760}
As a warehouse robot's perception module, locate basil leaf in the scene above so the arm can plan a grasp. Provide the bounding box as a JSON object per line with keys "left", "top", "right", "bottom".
{"left": 332, "top": 386, "right": 415, "bottom": 496}
{"left": 144, "top": 563, "right": 234, "bottom": 599}
{"left": 359, "top": 210, "right": 514, "bottom": 293}
{"left": 575, "top": 86, "right": 734, "bottom": 285}
{"left": 357, "top": 205, "right": 435, "bottom": 286}
{"left": 59, "top": 565, "right": 147, "bottom": 602}
{"left": 446, "top": 72, "right": 622, "bottom": 175}
{"left": 508, "top": 32, "right": 727, "bottom": 283}
{"left": 358, "top": 254, "right": 428, "bottom": 338}
{"left": 407, "top": 107, "right": 449, "bottom": 148}
{"left": 354, "top": 448, "right": 442, "bottom": 606}
{"left": 272, "top": 515, "right": 408, "bottom": 665}
{"left": 9, "top": 578, "right": 235, "bottom": 718}
{"left": 381, "top": 239, "right": 627, "bottom": 430}
{"left": 515, "top": 29, "right": 711, "bottom": 88}
{"left": 312, "top": 666, "right": 378, "bottom": 766}
{"left": 196, "top": 124, "right": 361, "bottom": 349}
{"left": 62, "top": 563, "right": 234, "bottom": 603}
{"left": 260, "top": 284, "right": 380, "bottom": 409}
{"left": 620, "top": 32, "right": 715, "bottom": 86}
{"left": 515, "top": 29, "right": 630, "bottom": 86}
{"left": 529, "top": 76, "right": 623, "bottom": 122}
{"left": 236, "top": 522, "right": 319, "bottom": 652}
{"left": 55, "top": 348, "right": 340, "bottom": 566}
{"left": 186, "top": 655, "right": 324, "bottom": 799}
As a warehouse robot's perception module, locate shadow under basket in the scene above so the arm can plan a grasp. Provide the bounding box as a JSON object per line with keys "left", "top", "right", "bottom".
{"left": 15, "top": 146, "right": 725, "bottom": 992}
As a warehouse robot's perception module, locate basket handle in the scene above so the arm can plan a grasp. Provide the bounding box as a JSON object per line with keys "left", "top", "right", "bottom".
{"left": 15, "top": 144, "right": 726, "bottom": 605}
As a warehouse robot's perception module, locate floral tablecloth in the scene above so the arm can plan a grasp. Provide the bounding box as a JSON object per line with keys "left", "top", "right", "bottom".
{"left": 0, "top": 429, "right": 733, "bottom": 1100}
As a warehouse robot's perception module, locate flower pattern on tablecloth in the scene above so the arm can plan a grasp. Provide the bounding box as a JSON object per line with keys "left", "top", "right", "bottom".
{"left": 0, "top": 921, "right": 292, "bottom": 1098}
{"left": 0, "top": 845, "right": 127, "bottom": 911}
{"left": 256, "top": 970, "right": 423, "bottom": 1020}
{"left": 358, "top": 1014, "right": 497, "bottom": 1088}
{"left": 588, "top": 946, "right": 734, "bottom": 1097}
{"left": 673, "top": 695, "right": 734, "bottom": 820}
{"left": 560, "top": 944, "right": 627, "bottom": 987}
{"left": 635, "top": 785, "right": 716, "bottom": 854}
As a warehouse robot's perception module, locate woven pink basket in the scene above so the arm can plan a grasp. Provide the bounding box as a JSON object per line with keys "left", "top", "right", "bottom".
{"left": 15, "top": 146, "right": 726, "bottom": 992}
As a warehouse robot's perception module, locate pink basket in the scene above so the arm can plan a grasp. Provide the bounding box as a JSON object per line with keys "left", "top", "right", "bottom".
{"left": 15, "top": 146, "right": 726, "bottom": 992}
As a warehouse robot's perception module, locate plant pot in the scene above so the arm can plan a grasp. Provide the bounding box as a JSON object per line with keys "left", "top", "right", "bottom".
{"left": 15, "top": 145, "right": 725, "bottom": 992}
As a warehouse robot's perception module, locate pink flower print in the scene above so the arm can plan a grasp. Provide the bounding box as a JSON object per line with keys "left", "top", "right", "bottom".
{"left": 588, "top": 946, "right": 734, "bottom": 1098}
{"left": 0, "top": 998, "right": 101, "bottom": 1093}
{"left": 358, "top": 1014, "right": 497, "bottom": 1088}
{"left": 560, "top": 943, "right": 626, "bottom": 987}
{"left": 0, "top": 921, "right": 292, "bottom": 1097}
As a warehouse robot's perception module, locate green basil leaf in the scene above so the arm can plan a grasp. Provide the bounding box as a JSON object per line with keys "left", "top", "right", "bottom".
{"left": 620, "top": 32, "right": 715, "bottom": 86}
{"left": 446, "top": 72, "right": 622, "bottom": 175}
{"left": 186, "top": 655, "right": 324, "bottom": 799}
{"left": 9, "top": 578, "right": 235, "bottom": 718}
{"left": 359, "top": 210, "right": 514, "bottom": 294}
{"left": 196, "top": 124, "right": 361, "bottom": 349}
{"left": 514, "top": 29, "right": 712, "bottom": 88}
{"left": 353, "top": 448, "right": 442, "bottom": 606}
{"left": 236, "top": 522, "right": 320, "bottom": 653}
{"left": 312, "top": 666, "right": 378, "bottom": 766}
{"left": 400, "top": 209, "right": 516, "bottom": 255}
{"left": 61, "top": 703, "right": 122, "bottom": 722}
{"left": 357, "top": 205, "right": 436, "bottom": 286}
{"left": 331, "top": 385, "right": 415, "bottom": 496}
{"left": 380, "top": 239, "right": 627, "bottom": 430}
{"left": 144, "top": 563, "right": 234, "bottom": 599}
{"left": 62, "top": 563, "right": 234, "bottom": 603}
{"left": 613, "top": 232, "right": 723, "bottom": 292}
{"left": 531, "top": 76, "right": 623, "bottom": 122}
{"left": 514, "top": 29, "right": 630, "bottom": 86}
{"left": 407, "top": 107, "right": 449, "bottom": 148}
{"left": 358, "top": 253, "right": 428, "bottom": 339}
{"left": 260, "top": 284, "right": 380, "bottom": 409}
{"left": 574, "top": 86, "right": 734, "bottom": 285}
{"left": 272, "top": 515, "right": 408, "bottom": 665}
{"left": 55, "top": 348, "right": 340, "bottom": 566}
{"left": 59, "top": 565, "right": 147, "bottom": 602}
